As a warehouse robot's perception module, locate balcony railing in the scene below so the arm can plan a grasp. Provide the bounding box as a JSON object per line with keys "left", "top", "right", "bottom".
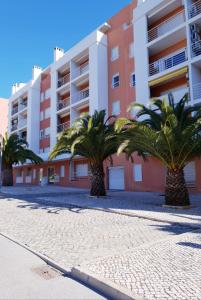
{"left": 19, "top": 134, "right": 27, "bottom": 141}
{"left": 191, "top": 40, "right": 201, "bottom": 58}
{"left": 57, "top": 97, "right": 70, "bottom": 111}
{"left": 19, "top": 101, "right": 27, "bottom": 111}
{"left": 149, "top": 48, "right": 187, "bottom": 76}
{"left": 18, "top": 118, "right": 27, "bottom": 128}
{"left": 58, "top": 73, "right": 70, "bottom": 88}
{"left": 79, "top": 89, "right": 89, "bottom": 102}
{"left": 12, "top": 107, "right": 18, "bottom": 115}
{"left": 11, "top": 124, "right": 18, "bottom": 131}
{"left": 188, "top": 0, "right": 201, "bottom": 19}
{"left": 148, "top": 10, "right": 185, "bottom": 42}
{"left": 57, "top": 121, "right": 70, "bottom": 133}
{"left": 193, "top": 82, "right": 201, "bottom": 100}
{"left": 79, "top": 62, "right": 89, "bottom": 76}
{"left": 40, "top": 134, "right": 50, "bottom": 140}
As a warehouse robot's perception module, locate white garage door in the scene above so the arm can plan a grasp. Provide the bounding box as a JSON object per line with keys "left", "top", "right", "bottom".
{"left": 109, "top": 167, "right": 125, "bottom": 190}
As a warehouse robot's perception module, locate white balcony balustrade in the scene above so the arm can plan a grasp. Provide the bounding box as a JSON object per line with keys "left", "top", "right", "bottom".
{"left": 149, "top": 48, "right": 187, "bottom": 76}
{"left": 18, "top": 118, "right": 27, "bottom": 128}
{"left": 79, "top": 62, "right": 89, "bottom": 76}
{"left": 19, "top": 101, "right": 28, "bottom": 111}
{"left": 57, "top": 73, "right": 70, "bottom": 88}
{"left": 11, "top": 123, "right": 18, "bottom": 131}
{"left": 40, "top": 134, "right": 50, "bottom": 140}
{"left": 191, "top": 40, "right": 201, "bottom": 58}
{"left": 12, "top": 107, "right": 18, "bottom": 115}
{"left": 57, "top": 121, "right": 70, "bottom": 133}
{"left": 193, "top": 82, "right": 201, "bottom": 100}
{"left": 57, "top": 97, "right": 70, "bottom": 111}
{"left": 188, "top": 0, "right": 201, "bottom": 19}
{"left": 148, "top": 10, "right": 185, "bottom": 42}
{"left": 72, "top": 89, "right": 89, "bottom": 104}
{"left": 18, "top": 133, "right": 27, "bottom": 141}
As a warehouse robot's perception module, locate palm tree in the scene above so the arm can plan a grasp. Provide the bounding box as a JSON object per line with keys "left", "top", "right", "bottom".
{"left": 116, "top": 94, "right": 201, "bottom": 207}
{"left": 50, "top": 110, "right": 119, "bottom": 196}
{"left": 0, "top": 133, "right": 43, "bottom": 186}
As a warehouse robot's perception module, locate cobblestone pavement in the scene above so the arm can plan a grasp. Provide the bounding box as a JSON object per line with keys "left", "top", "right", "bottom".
{"left": 37, "top": 191, "right": 201, "bottom": 226}
{"left": 84, "top": 230, "right": 201, "bottom": 300}
{"left": 0, "top": 188, "right": 201, "bottom": 299}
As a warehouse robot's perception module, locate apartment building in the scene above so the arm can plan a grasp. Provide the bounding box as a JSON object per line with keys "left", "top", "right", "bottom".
{"left": 0, "top": 98, "right": 8, "bottom": 137}
{"left": 8, "top": 0, "right": 201, "bottom": 192}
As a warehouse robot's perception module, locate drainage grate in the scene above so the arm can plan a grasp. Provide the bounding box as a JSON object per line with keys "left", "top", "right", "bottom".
{"left": 31, "top": 265, "right": 60, "bottom": 280}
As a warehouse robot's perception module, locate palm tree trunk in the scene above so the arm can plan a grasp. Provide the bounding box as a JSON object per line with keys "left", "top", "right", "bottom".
{"left": 165, "top": 168, "right": 190, "bottom": 207}
{"left": 2, "top": 168, "right": 13, "bottom": 186}
{"left": 90, "top": 164, "right": 106, "bottom": 197}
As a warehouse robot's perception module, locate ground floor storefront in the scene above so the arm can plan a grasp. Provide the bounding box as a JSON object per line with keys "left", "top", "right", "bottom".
{"left": 13, "top": 155, "right": 201, "bottom": 193}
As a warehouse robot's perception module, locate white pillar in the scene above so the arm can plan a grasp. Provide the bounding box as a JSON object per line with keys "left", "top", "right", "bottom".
{"left": 89, "top": 33, "right": 108, "bottom": 115}
{"left": 133, "top": 14, "right": 150, "bottom": 105}
{"left": 50, "top": 69, "right": 58, "bottom": 150}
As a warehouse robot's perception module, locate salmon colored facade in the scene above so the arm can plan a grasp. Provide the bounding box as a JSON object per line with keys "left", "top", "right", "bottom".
{"left": 8, "top": 0, "right": 201, "bottom": 193}
{"left": 0, "top": 98, "right": 8, "bottom": 137}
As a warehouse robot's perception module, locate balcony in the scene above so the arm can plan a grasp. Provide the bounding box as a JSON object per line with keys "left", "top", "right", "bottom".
{"left": 148, "top": 10, "right": 185, "bottom": 43}
{"left": 12, "top": 106, "right": 18, "bottom": 115}
{"left": 18, "top": 118, "right": 27, "bottom": 128}
{"left": 57, "top": 97, "right": 70, "bottom": 111}
{"left": 149, "top": 48, "right": 187, "bottom": 76}
{"left": 19, "top": 133, "right": 27, "bottom": 141}
{"left": 191, "top": 40, "right": 201, "bottom": 58}
{"left": 19, "top": 100, "right": 28, "bottom": 111}
{"left": 40, "top": 134, "right": 50, "bottom": 140}
{"left": 188, "top": 0, "right": 201, "bottom": 19}
{"left": 58, "top": 73, "right": 70, "bottom": 88}
{"left": 11, "top": 123, "right": 18, "bottom": 131}
{"left": 79, "top": 62, "right": 89, "bottom": 76}
{"left": 73, "top": 89, "right": 89, "bottom": 104}
{"left": 193, "top": 82, "right": 201, "bottom": 100}
{"left": 57, "top": 121, "right": 70, "bottom": 133}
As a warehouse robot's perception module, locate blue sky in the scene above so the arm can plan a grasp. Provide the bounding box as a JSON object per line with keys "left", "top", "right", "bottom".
{"left": 0, "top": 0, "right": 130, "bottom": 98}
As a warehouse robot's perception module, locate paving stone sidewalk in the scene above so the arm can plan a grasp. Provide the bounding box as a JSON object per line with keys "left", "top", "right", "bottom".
{"left": 82, "top": 229, "right": 201, "bottom": 300}
{"left": 0, "top": 187, "right": 201, "bottom": 299}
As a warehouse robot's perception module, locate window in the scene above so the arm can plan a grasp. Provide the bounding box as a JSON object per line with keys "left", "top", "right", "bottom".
{"left": 133, "top": 164, "right": 142, "bottom": 182}
{"left": 44, "top": 147, "right": 50, "bottom": 153}
{"left": 26, "top": 168, "right": 32, "bottom": 176}
{"left": 76, "top": 163, "right": 88, "bottom": 177}
{"left": 44, "top": 108, "right": 50, "bottom": 119}
{"left": 129, "top": 42, "right": 134, "bottom": 58}
{"left": 122, "top": 22, "right": 130, "bottom": 30}
{"left": 45, "top": 127, "right": 50, "bottom": 137}
{"left": 40, "top": 129, "right": 44, "bottom": 139}
{"left": 111, "top": 46, "right": 119, "bottom": 61}
{"left": 60, "top": 165, "right": 65, "bottom": 178}
{"left": 131, "top": 73, "right": 136, "bottom": 87}
{"left": 40, "top": 92, "right": 45, "bottom": 102}
{"left": 45, "top": 88, "right": 51, "bottom": 100}
{"left": 112, "top": 74, "right": 120, "bottom": 88}
{"left": 16, "top": 169, "right": 23, "bottom": 177}
{"left": 112, "top": 101, "right": 120, "bottom": 116}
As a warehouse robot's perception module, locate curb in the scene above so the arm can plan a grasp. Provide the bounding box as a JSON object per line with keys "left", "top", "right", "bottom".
{"left": 71, "top": 267, "right": 143, "bottom": 300}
